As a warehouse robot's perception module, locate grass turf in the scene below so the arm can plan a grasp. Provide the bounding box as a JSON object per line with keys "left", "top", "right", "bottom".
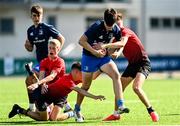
{"left": 0, "top": 76, "right": 180, "bottom": 126}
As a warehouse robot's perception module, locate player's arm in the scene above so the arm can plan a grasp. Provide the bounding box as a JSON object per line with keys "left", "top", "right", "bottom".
{"left": 56, "top": 34, "right": 65, "bottom": 51}
{"left": 28, "top": 70, "right": 58, "bottom": 91}
{"left": 98, "top": 36, "right": 128, "bottom": 49}
{"left": 38, "top": 70, "right": 57, "bottom": 85}
{"left": 79, "top": 35, "right": 105, "bottom": 58}
{"left": 72, "top": 86, "right": 105, "bottom": 100}
{"left": 24, "top": 39, "right": 33, "bottom": 52}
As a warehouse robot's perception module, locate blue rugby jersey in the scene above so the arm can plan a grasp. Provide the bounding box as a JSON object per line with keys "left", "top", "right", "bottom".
{"left": 27, "top": 23, "right": 61, "bottom": 63}
{"left": 83, "top": 20, "right": 121, "bottom": 56}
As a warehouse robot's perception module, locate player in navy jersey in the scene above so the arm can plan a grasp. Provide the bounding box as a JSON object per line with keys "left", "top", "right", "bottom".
{"left": 94, "top": 13, "right": 159, "bottom": 122}
{"left": 74, "top": 8, "right": 129, "bottom": 122}
{"left": 24, "top": 4, "right": 65, "bottom": 111}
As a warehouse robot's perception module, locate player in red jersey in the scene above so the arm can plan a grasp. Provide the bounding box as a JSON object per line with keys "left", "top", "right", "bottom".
{"left": 8, "top": 62, "right": 105, "bottom": 121}
{"left": 25, "top": 38, "right": 66, "bottom": 112}
{"left": 94, "top": 13, "right": 159, "bottom": 122}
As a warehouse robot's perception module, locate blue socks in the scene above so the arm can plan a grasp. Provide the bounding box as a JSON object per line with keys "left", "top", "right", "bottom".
{"left": 74, "top": 104, "right": 81, "bottom": 112}
{"left": 117, "top": 99, "right": 124, "bottom": 108}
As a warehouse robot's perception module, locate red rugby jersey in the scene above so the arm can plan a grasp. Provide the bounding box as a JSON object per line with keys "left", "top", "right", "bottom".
{"left": 40, "top": 56, "right": 65, "bottom": 83}
{"left": 47, "top": 74, "right": 81, "bottom": 98}
{"left": 121, "top": 27, "right": 148, "bottom": 64}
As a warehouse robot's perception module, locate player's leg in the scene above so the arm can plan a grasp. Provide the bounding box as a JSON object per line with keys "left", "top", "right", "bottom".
{"left": 74, "top": 72, "right": 93, "bottom": 122}
{"left": 103, "top": 76, "right": 133, "bottom": 121}
{"left": 63, "top": 101, "right": 73, "bottom": 113}
{"left": 50, "top": 96, "right": 74, "bottom": 121}
{"left": 133, "top": 72, "right": 159, "bottom": 122}
{"left": 8, "top": 104, "right": 48, "bottom": 121}
{"left": 49, "top": 105, "right": 74, "bottom": 121}
{"left": 74, "top": 54, "right": 98, "bottom": 122}
{"left": 100, "top": 59, "right": 129, "bottom": 114}
{"left": 25, "top": 63, "right": 39, "bottom": 111}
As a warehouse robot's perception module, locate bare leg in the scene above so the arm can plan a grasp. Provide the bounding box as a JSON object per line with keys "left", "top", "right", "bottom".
{"left": 49, "top": 105, "right": 74, "bottom": 121}
{"left": 101, "top": 61, "right": 126, "bottom": 109}
{"left": 26, "top": 110, "right": 48, "bottom": 121}
{"left": 132, "top": 73, "right": 151, "bottom": 108}
{"left": 114, "top": 77, "right": 133, "bottom": 111}
{"left": 75, "top": 72, "right": 93, "bottom": 109}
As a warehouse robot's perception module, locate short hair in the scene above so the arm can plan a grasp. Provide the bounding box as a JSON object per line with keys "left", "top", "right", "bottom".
{"left": 104, "top": 8, "right": 117, "bottom": 26}
{"left": 31, "top": 4, "right": 43, "bottom": 15}
{"left": 71, "top": 62, "right": 81, "bottom": 71}
{"left": 49, "top": 39, "right": 61, "bottom": 48}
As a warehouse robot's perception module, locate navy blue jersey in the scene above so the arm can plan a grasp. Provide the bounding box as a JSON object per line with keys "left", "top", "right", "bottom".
{"left": 27, "top": 23, "right": 61, "bottom": 63}
{"left": 83, "top": 20, "right": 121, "bottom": 56}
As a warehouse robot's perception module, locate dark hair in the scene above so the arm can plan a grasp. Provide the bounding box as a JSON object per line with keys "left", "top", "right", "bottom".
{"left": 71, "top": 62, "right": 81, "bottom": 71}
{"left": 31, "top": 4, "right": 43, "bottom": 15}
{"left": 104, "top": 8, "right": 117, "bottom": 26}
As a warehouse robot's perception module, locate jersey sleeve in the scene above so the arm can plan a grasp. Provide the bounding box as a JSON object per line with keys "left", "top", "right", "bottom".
{"left": 47, "top": 25, "right": 61, "bottom": 38}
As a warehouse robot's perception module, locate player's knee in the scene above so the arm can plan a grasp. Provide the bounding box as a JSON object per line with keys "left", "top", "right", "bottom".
{"left": 133, "top": 86, "right": 141, "bottom": 94}
{"left": 111, "top": 72, "right": 121, "bottom": 80}
{"left": 49, "top": 116, "right": 57, "bottom": 121}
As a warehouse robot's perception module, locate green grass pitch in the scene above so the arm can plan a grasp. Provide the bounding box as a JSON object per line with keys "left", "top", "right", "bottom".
{"left": 0, "top": 76, "right": 180, "bottom": 126}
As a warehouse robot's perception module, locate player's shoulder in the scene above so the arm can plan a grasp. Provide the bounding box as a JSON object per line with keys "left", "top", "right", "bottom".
{"left": 41, "top": 22, "right": 54, "bottom": 28}
{"left": 112, "top": 24, "right": 120, "bottom": 32}
{"left": 123, "top": 27, "right": 135, "bottom": 34}
{"left": 89, "top": 20, "right": 103, "bottom": 29}
{"left": 27, "top": 25, "right": 34, "bottom": 32}
{"left": 40, "top": 57, "right": 49, "bottom": 63}
{"left": 56, "top": 57, "right": 65, "bottom": 63}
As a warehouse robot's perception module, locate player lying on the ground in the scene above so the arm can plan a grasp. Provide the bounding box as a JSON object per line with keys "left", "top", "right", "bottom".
{"left": 8, "top": 62, "right": 105, "bottom": 121}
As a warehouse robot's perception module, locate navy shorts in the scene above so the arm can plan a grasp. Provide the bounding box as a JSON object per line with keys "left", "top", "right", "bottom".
{"left": 122, "top": 59, "right": 151, "bottom": 78}
{"left": 81, "top": 54, "right": 112, "bottom": 72}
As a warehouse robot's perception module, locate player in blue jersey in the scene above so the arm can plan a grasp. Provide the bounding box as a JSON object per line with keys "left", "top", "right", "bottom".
{"left": 24, "top": 4, "right": 65, "bottom": 111}
{"left": 74, "top": 8, "right": 129, "bottom": 122}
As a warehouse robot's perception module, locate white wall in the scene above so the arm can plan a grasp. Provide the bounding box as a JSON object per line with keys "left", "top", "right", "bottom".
{"left": 0, "top": 8, "right": 34, "bottom": 58}
{"left": 0, "top": 0, "right": 179, "bottom": 58}
{"left": 146, "top": 0, "right": 180, "bottom": 55}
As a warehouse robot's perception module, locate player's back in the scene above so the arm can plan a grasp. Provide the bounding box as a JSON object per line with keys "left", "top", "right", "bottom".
{"left": 122, "top": 27, "right": 148, "bottom": 63}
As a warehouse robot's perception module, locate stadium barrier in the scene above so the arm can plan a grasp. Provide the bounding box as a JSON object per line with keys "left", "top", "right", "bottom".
{"left": 0, "top": 55, "right": 180, "bottom": 76}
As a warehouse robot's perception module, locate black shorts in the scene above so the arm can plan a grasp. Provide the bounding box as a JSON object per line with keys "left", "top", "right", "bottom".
{"left": 122, "top": 59, "right": 151, "bottom": 79}
{"left": 33, "top": 87, "right": 67, "bottom": 111}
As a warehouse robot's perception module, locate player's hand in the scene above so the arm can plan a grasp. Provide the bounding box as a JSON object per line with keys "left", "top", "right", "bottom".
{"left": 92, "top": 49, "right": 106, "bottom": 58}
{"left": 110, "top": 51, "right": 119, "bottom": 59}
{"left": 41, "top": 84, "right": 48, "bottom": 94}
{"left": 92, "top": 42, "right": 104, "bottom": 50}
{"left": 28, "top": 83, "right": 38, "bottom": 91}
{"left": 94, "top": 95, "right": 106, "bottom": 101}
{"left": 24, "top": 39, "right": 33, "bottom": 52}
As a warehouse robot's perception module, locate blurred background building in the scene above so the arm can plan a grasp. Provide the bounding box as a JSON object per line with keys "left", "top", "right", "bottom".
{"left": 0, "top": 0, "right": 180, "bottom": 75}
